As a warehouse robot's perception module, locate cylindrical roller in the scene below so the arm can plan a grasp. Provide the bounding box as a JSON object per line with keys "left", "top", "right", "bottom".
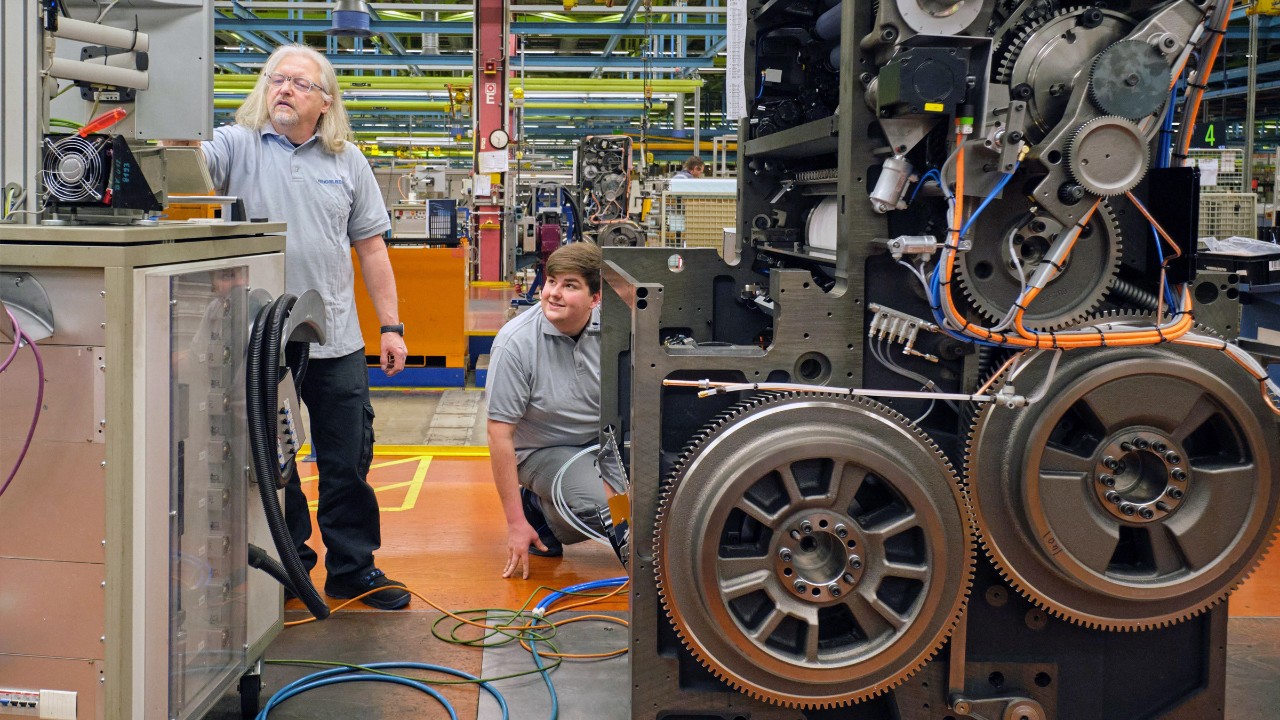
{"left": 806, "top": 197, "right": 839, "bottom": 253}
{"left": 46, "top": 57, "right": 149, "bottom": 90}
{"left": 51, "top": 16, "right": 150, "bottom": 52}
{"left": 815, "top": 2, "right": 843, "bottom": 40}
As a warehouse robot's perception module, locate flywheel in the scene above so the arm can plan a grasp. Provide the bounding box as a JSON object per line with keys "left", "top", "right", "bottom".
{"left": 967, "top": 342, "right": 1280, "bottom": 630}
{"left": 655, "top": 393, "right": 973, "bottom": 708}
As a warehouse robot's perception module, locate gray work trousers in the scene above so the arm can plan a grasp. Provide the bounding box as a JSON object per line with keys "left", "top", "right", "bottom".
{"left": 518, "top": 444, "right": 624, "bottom": 545}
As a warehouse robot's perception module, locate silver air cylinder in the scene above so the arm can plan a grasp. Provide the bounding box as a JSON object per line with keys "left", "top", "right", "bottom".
{"left": 869, "top": 155, "right": 913, "bottom": 213}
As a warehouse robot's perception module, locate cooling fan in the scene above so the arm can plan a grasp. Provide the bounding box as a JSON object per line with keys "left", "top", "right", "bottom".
{"left": 42, "top": 134, "right": 111, "bottom": 205}
{"left": 40, "top": 133, "right": 162, "bottom": 213}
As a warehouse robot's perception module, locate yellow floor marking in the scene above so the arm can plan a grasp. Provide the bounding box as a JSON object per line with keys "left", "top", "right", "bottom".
{"left": 298, "top": 444, "right": 490, "bottom": 458}
{"left": 307, "top": 456, "right": 431, "bottom": 512}
{"left": 298, "top": 455, "right": 428, "bottom": 484}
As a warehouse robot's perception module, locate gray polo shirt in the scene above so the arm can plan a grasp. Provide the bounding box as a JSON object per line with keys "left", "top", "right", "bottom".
{"left": 487, "top": 306, "right": 601, "bottom": 463}
{"left": 201, "top": 124, "right": 391, "bottom": 359}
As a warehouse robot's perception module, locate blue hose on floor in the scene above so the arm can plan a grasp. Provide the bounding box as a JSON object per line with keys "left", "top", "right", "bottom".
{"left": 526, "top": 576, "right": 628, "bottom": 720}
{"left": 255, "top": 661, "right": 509, "bottom": 720}
{"left": 533, "top": 576, "right": 628, "bottom": 616}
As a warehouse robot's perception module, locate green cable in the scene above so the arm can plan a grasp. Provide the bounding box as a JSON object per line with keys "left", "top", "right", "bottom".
{"left": 265, "top": 585, "right": 619, "bottom": 694}
{"left": 48, "top": 118, "right": 83, "bottom": 129}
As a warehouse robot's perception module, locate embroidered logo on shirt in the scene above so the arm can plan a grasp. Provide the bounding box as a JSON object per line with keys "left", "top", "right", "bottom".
{"left": 317, "top": 179, "right": 344, "bottom": 185}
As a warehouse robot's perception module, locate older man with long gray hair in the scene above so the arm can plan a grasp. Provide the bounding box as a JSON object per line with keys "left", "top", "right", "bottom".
{"left": 199, "top": 44, "right": 410, "bottom": 610}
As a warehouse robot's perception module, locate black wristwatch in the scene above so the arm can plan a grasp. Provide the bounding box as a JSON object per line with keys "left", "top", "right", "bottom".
{"left": 380, "top": 323, "right": 405, "bottom": 336}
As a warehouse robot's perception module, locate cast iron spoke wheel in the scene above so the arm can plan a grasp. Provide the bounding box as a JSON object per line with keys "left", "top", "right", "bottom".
{"left": 967, "top": 344, "right": 1280, "bottom": 630}
{"left": 655, "top": 393, "right": 973, "bottom": 708}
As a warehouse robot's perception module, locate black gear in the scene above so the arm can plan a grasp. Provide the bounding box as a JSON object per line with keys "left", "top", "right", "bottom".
{"left": 1089, "top": 40, "right": 1172, "bottom": 120}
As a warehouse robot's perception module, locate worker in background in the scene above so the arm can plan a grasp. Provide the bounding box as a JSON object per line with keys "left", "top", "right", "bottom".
{"left": 672, "top": 156, "right": 705, "bottom": 179}
{"left": 197, "top": 44, "right": 411, "bottom": 610}
{"left": 487, "top": 243, "right": 624, "bottom": 579}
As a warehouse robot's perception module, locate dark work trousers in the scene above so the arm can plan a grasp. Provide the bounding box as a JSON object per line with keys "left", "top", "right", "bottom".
{"left": 284, "top": 349, "right": 381, "bottom": 580}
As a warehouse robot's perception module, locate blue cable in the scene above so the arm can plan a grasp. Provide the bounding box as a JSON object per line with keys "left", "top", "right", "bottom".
{"left": 525, "top": 577, "right": 627, "bottom": 720}
{"left": 959, "top": 167, "right": 1016, "bottom": 238}
{"left": 561, "top": 188, "right": 578, "bottom": 243}
{"left": 533, "top": 577, "right": 628, "bottom": 615}
{"left": 1151, "top": 224, "right": 1179, "bottom": 311}
{"left": 909, "top": 169, "right": 943, "bottom": 204}
{"left": 916, "top": 166, "right": 1017, "bottom": 348}
{"left": 526, "top": 631, "right": 559, "bottom": 720}
{"left": 1156, "top": 83, "right": 1180, "bottom": 169}
{"left": 255, "top": 662, "right": 509, "bottom": 720}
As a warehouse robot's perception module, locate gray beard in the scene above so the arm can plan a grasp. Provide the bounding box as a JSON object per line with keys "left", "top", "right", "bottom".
{"left": 271, "top": 107, "right": 299, "bottom": 127}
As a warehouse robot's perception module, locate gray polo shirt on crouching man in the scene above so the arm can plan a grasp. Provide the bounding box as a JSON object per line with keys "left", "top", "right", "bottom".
{"left": 201, "top": 124, "right": 391, "bottom": 359}
{"left": 487, "top": 305, "right": 602, "bottom": 463}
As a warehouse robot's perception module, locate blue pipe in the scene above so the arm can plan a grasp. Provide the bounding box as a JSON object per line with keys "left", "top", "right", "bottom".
{"left": 256, "top": 662, "right": 509, "bottom": 720}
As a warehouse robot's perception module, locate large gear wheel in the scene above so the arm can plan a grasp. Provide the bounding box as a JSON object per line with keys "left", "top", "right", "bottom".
{"left": 967, "top": 339, "right": 1280, "bottom": 631}
{"left": 595, "top": 221, "right": 643, "bottom": 247}
{"left": 994, "top": 7, "right": 1134, "bottom": 140}
{"left": 655, "top": 393, "right": 973, "bottom": 708}
{"left": 955, "top": 199, "right": 1122, "bottom": 330}
{"left": 1089, "top": 40, "right": 1172, "bottom": 120}
{"left": 1066, "top": 116, "right": 1150, "bottom": 197}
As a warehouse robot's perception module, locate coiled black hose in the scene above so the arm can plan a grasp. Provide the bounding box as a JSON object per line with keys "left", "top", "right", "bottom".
{"left": 247, "top": 294, "right": 330, "bottom": 620}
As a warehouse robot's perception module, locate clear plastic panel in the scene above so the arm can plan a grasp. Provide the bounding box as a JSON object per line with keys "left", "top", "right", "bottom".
{"left": 168, "top": 266, "right": 250, "bottom": 719}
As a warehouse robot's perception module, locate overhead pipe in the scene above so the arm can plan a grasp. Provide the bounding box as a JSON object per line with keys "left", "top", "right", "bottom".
{"left": 215, "top": 2, "right": 729, "bottom": 14}
{"left": 213, "top": 99, "right": 667, "bottom": 111}
{"left": 212, "top": 76, "right": 703, "bottom": 92}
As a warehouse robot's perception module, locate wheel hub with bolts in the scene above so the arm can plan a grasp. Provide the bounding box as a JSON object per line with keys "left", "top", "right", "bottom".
{"left": 1093, "top": 430, "right": 1189, "bottom": 523}
{"left": 775, "top": 510, "right": 867, "bottom": 602}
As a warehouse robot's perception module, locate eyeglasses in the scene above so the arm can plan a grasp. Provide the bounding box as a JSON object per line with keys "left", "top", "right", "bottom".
{"left": 266, "top": 72, "right": 323, "bottom": 94}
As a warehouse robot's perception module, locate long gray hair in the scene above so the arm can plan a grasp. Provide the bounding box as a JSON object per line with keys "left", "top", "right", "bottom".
{"left": 234, "top": 44, "right": 352, "bottom": 154}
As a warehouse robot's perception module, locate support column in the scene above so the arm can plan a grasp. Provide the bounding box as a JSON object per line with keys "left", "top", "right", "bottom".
{"left": 472, "top": 0, "right": 509, "bottom": 281}
{"left": 1244, "top": 12, "right": 1257, "bottom": 197}
{"left": 693, "top": 84, "right": 701, "bottom": 157}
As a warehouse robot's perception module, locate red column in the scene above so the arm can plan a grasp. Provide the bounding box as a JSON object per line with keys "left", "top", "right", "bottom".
{"left": 472, "top": 0, "right": 508, "bottom": 281}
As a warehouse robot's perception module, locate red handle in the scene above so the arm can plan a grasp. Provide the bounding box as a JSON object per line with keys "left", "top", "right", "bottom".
{"left": 78, "top": 108, "right": 128, "bottom": 138}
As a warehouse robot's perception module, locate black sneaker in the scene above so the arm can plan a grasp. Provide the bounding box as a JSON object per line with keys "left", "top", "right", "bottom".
{"left": 521, "top": 488, "right": 564, "bottom": 557}
{"left": 324, "top": 568, "right": 410, "bottom": 610}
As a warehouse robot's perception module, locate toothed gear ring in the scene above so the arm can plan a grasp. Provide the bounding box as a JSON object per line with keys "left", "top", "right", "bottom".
{"left": 955, "top": 200, "right": 1122, "bottom": 330}
{"left": 1089, "top": 40, "right": 1172, "bottom": 120}
{"left": 994, "top": 7, "right": 1134, "bottom": 140}
{"left": 655, "top": 393, "right": 974, "bottom": 708}
{"left": 967, "top": 341, "right": 1280, "bottom": 631}
{"left": 1066, "top": 116, "right": 1150, "bottom": 197}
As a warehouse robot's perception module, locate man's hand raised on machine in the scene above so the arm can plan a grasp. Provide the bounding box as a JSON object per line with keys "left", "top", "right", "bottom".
{"left": 503, "top": 518, "right": 546, "bottom": 579}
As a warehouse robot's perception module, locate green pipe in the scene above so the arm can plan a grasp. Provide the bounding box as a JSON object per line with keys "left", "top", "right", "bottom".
{"left": 213, "top": 98, "right": 667, "bottom": 111}
{"left": 213, "top": 76, "right": 702, "bottom": 92}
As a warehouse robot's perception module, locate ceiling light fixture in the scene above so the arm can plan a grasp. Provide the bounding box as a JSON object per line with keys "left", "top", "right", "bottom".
{"left": 327, "top": 0, "right": 375, "bottom": 37}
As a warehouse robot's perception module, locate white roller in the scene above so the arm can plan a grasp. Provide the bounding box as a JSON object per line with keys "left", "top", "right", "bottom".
{"left": 51, "top": 16, "right": 150, "bottom": 52}
{"left": 806, "top": 196, "right": 839, "bottom": 253}
{"left": 46, "top": 57, "right": 149, "bottom": 90}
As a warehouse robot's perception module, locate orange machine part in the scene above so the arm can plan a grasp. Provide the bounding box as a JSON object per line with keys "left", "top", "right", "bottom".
{"left": 352, "top": 245, "right": 467, "bottom": 369}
